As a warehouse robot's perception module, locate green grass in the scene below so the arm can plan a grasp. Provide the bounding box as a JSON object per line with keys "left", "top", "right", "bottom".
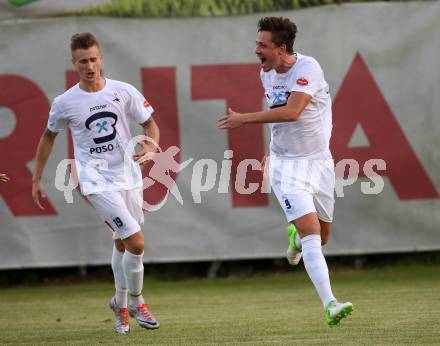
{"left": 0, "top": 265, "right": 439, "bottom": 345}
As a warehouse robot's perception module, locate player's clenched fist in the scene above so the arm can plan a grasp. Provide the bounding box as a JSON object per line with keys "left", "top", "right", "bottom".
{"left": 0, "top": 173, "right": 10, "bottom": 183}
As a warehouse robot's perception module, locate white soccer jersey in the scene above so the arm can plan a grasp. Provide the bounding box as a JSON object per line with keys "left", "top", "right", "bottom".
{"left": 260, "top": 53, "right": 333, "bottom": 159}
{"left": 48, "top": 78, "right": 153, "bottom": 195}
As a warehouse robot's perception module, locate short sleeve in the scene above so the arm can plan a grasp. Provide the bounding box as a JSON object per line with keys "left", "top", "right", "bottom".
{"left": 126, "top": 85, "right": 154, "bottom": 124}
{"left": 290, "top": 61, "right": 322, "bottom": 97}
{"left": 47, "top": 99, "right": 68, "bottom": 132}
{"left": 259, "top": 69, "right": 265, "bottom": 86}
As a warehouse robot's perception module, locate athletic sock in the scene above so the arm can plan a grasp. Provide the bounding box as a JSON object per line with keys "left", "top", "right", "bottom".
{"left": 301, "top": 234, "right": 336, "bottom": 308}
{"left": 111, "top": 245, "right": 128, "bottom": 308}
{"left": 129, "top": 292, "right": 145, "bottom": 307}
{"left": 295, "top": 233, "right": 302, "bottom": 250}
{"left": 122, "top": 250, "right": 145, "bottom": 307}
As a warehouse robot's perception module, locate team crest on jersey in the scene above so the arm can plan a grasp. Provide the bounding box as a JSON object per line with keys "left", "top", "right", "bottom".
{"left": 296, "top": 77, "right": 309, "bottom": 86}
{"left": 85, "top": 112, "right": 118, "bottom": 145}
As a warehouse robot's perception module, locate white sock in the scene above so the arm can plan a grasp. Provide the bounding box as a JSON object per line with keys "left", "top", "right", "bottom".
{"left": 111, "top": 245, "right": 127, "bottom": 308}
{"left": 295, "top": 233, "right": 302, "bottom": 250}
{"left": 301, "top": 234, "right": 336, "bottom": 308}
{"left": 122, "top": 250, "right": 145, "bottom": 307}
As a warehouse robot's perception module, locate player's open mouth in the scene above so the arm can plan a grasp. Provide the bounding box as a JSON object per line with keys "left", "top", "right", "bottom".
{"left": 258, "top": 56, "right": 267, "bottom": 67}
{"left": 87, "top": 71, "right": 95, "bottom": 78}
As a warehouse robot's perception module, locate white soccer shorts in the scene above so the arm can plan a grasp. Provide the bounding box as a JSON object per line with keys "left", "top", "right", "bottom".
{"left": 88, "top": 188, "right": 144, "bottom": 240}
{"left": 269, "top": 157, "right": 335, "bottom": 223}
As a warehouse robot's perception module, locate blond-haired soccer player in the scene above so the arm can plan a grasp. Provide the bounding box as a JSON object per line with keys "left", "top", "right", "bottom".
{"left": 218, "top": 17, "right": 353, "bottom": 326}
{"left": 32, "top": 33, "right": 160, "bottom": 334}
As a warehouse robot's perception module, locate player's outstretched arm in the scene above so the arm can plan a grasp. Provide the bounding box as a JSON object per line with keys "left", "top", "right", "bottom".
{"left": 218, "top": 92, "right": 312, "bottom": 129}
{"left": 0, "top": 173, "right": 10, "bottom": 183}
{"left": 133, "top": 117, "right": 160, "bottom": 165}
{"left": 32, "top": 129, "right": 58, "bottom": 209}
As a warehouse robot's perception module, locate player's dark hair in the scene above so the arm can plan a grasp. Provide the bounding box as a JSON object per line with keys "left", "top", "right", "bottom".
{"left": 70, "top": 32, "right": 100, "bottom": 52}
{"left": 257, "top": 17, "right": 297, "bottom": 54}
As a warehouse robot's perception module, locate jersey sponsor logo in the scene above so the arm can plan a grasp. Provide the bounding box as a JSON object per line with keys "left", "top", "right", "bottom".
{"left": 89, "top": 104, "right": 107, "bottom": 112}
{"left": 273, "top": 85, "right": 285, "bottom": 90}
{"left": 113, "top": 92, "right": 120, "bottom": 103}
{"left": 296, "top": 77, "right": 309, "bottom": 86}
{"left": 269, "top": 91, "right": 291, "bottom": 108}
{"left": 85, "top": 112, "right": 118, "bottom": 145}
{"left": 272, "top": 92, "right": 286, "bottom": 104}
{"left": 89, "top": 143, "right": 116, "bottom": 154}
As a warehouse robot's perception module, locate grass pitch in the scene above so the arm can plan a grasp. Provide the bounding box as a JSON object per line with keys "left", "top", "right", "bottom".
{"left": 0, "top": 264, "right": 439, "bottom": 345}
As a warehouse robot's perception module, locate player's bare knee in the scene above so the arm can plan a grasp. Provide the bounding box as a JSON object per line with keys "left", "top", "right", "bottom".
{"left": 294, "top": 213, "right": 322, "bottom": 238}
{"left": 131, "top": 246, "right": 143, "bottom": 255}
{"left": 114, "top": 239, "right": 125, "bottom": 252}
{"left": 132, "top": 233, "right": 145, "bottom": 254}
{"left": 128, "top": 240, "right": 144, "bottom": 255}
{"left": 122, "top": 231, "right": 144, "bottom": 255}
{"left": 136, "top": 241, "right": 144, "bottom": 254}
{"left": 295, "top": 224, "right": 321, "bottom": 238}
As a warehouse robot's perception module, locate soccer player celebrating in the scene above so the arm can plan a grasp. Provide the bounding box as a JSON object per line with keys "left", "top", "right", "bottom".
{"left": 218, "top": 17, "right": 353, "bottom": 326}
{"left": 32, "top": 33, "right": 160, "bottom": 334}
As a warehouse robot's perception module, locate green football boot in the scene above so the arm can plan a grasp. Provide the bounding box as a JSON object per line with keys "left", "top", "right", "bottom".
{"left": 325, "top": 300, "right": 353, "bottom": 327}
{"left": 286, "top": 224, "right": 302, "bottom": 265}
